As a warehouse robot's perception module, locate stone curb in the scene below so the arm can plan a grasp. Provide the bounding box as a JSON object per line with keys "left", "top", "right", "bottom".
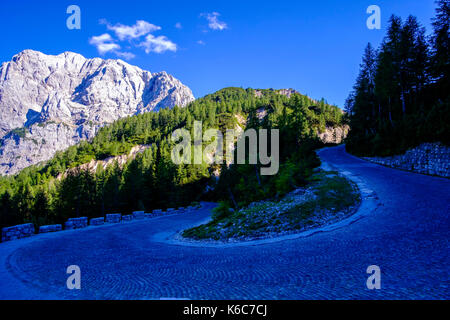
{"left": 0, "top": 203, "right": 205, "bottom": 243}
{"left": 38, "top": 224, "right": 62, "bottom": 234}
{"left": 89, "top": 217, "right": 104, "bottom": 226}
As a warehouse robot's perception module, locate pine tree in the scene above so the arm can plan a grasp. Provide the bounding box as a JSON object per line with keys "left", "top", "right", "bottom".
{"left": 431, "top": 0, "right": 450, "bottom": 92}
{"left": 347, "top": 3, "right": 448, "bottom": 156}
{"left": 0, "top": 191, "right": 18, "bottom": 229}
{"left": 32, "top": 189, "right": 50, "bottom": 225}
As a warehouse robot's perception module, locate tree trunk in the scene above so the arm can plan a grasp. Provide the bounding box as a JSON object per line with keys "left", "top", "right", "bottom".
{"left": 388, "top": 97, "right": 394, "bottom": 126}
{"left": 227, "top": 187, "right": 238, "bottom": 209}
{"left": 254, "top": 165, "right": 262, "bottom": 187}
{"left": 401, "top": 90, "right": 406, "bottom": 117}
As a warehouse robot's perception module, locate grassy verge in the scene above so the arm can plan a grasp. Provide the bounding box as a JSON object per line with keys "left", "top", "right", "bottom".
{"left": 182, "top": 171, "right": 361, "bottom": 241}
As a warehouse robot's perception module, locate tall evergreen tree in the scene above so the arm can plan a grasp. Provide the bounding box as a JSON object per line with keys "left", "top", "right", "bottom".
{"left": 431, "top": 0, "right": 450, "bottom": 92}
{"left": 347, "top": 3, "right": 449, "bottom": 156}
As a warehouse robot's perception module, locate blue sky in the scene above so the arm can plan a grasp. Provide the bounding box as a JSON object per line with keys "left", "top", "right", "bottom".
{"left": 0, "top": 0, "right": 437, "bottom": 107}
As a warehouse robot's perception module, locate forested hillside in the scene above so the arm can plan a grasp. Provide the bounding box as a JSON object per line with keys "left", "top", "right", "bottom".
{"left": 0, "top": 87, "right": 344, "bottom": 230}
{"left": 345, "top": 0, "right": 449, "bottom": 156}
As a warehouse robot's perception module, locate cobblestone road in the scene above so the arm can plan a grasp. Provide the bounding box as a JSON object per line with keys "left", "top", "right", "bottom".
{"left": 0, "top": 145, "right": 448, "bottom": 299}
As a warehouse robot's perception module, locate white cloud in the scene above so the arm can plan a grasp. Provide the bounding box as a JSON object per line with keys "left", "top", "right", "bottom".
{"left": 175, "top": 22, "right": 182, "bottom": 29}
{"left": 197, "top": 40, "right": 206, "bottom": 45}
{"left": 202, "top": 12, "right": 227, "bottom": 31}
{"left": 103, "top": 20, "right": 161, "bottom": 41}
{"left": 89, "top": 33, "right": 136, "bottom": 60}
{"left": 115, "top": 51, "right": 136, "bottom": 60}
{"left": 89, "top": 33, "right": 120, "bottom": 54}
{"left": 139, "top": 34, "right": 177, "bottom": 54}
{"left": 90, "top": 20, "right": 177, "bottom": 58}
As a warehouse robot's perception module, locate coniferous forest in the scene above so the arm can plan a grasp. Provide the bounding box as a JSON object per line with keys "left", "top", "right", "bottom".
{"left": 0, "top": 88, "right": 344, "bottom": 230}
{"left": 346, "top": 0, "right": 449, "bottom": 156}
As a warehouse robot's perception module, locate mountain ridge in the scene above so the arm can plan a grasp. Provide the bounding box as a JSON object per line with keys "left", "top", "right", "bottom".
{"left": 0, "top": 49, "right": 194, "bottom": 175}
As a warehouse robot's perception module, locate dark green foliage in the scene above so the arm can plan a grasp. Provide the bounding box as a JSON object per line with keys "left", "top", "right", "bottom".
{"left": 0, "top": 191, "right": 19, "bottom": 228}
{"left": 211, "top": 201, "right": 233, "bottom": 221}
{"left": 346, "top": 2, "right": 450, "bottom": 156}
{"left": 312, "top": 175, "right": 360, "bottom": 213}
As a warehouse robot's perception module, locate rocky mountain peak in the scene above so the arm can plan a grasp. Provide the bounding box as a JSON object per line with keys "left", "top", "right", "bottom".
{"left": 0, "top": 50, "right": 195, "bottom": 175}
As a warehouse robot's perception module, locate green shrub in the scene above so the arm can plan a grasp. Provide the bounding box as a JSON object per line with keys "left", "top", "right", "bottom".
{"left": 211, "top": 201, "right": 233, "bottom": 221}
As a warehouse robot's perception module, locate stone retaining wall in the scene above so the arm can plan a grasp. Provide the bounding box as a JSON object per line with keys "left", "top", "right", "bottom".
{"left": 90, "top": 217, "right": 104, "bottom": 226}
{"left": 2, "top": 223, "right": 35, "bottom": 242}
{"left": 122, "top": 215, "right": 133, "bottom": 222}
{"left": 106, "top": 213, "right": 121, "bottom": 223}
{"left": 65, "top": 217, "right": 88, "bottom": 230}
{"left": 39, "top": 224, "right": 62, "bottom": 234}
{"left": 132, "top": 211, "right": 145, "bottom": 220}
{"left": 363, "top": 143, "right": 449, "bottom": 178}
{"left": 1, "top": 203, "right": 204, "bottom": 243}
